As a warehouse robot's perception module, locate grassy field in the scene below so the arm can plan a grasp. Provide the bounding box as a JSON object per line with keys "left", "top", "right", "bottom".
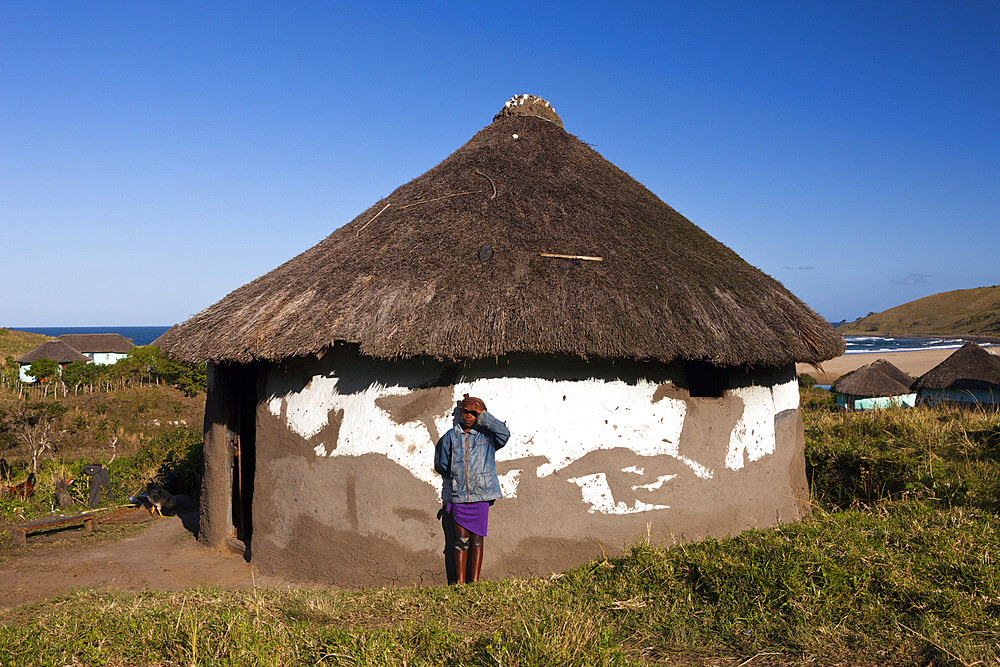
{"left": 0, "top": 328, "right": 49, "bottom": 365}
{"left": 1, "top": 391, "right": 998, "bottom": 666}
{"left": 0, "top": 385, "right": 205, "bottom": 530}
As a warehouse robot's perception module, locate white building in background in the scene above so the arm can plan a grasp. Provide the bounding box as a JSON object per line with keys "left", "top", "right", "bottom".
{"left": 14, "top": 339, "right": 90, "bottom": 382}
{"left": 57, "top": 333, "right": 134, "bottom": 365}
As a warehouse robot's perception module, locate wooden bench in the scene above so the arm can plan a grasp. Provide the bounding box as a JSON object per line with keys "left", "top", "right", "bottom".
{"left": 11, "top": 514, "right": 97, "bottom": 546}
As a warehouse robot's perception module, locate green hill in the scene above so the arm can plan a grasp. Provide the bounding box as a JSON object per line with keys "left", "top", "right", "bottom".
{"left": 0, "top": 328, "right": 50, "bottom": 365}
{"left": 838, "top": 285, "right": 1000, "bottom": 336}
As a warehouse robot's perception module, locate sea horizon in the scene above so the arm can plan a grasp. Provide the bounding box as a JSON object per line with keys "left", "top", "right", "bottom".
{"left": 10, "top": 326, "right": 172, "bottom": 347}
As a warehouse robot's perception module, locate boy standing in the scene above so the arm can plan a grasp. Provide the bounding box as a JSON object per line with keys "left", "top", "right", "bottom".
{"left": 434, "top": 394, "right": 510, "bottom": 583}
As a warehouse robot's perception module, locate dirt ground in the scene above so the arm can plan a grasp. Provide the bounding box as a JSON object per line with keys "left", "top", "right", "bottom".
{"left": 0, "top": 509, "right": 293, "bottom": 611}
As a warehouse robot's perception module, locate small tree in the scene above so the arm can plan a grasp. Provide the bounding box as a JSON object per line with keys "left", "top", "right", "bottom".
{"left": 127, "top": 346, "right": 159, "bottom": 385}
{"left": 27, "top": 358, "right": 59, "bottom": 384}
{"left": 174, "top": 362, "right": 207, "bottom": 397}
{"left": 11, "top": 402, "right": 67, "bottom": 472}
{"left": 148, "top": 349, "right": 207, "bottom": 396}
{"left": 107, "top": 357, "right": 133, "bottom": 390}
{"left": 61, "top": 360, "right": 96, "bottom": 394}
{"left": 1, "top": 358, "right": 19, "bottom": 391}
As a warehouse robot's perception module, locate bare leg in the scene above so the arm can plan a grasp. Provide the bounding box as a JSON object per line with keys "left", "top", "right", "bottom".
{"left": 469, "top": 533, "right": 484, "bottom": 583}
{"left": 454, "top": 521, "right": 470, "bottom": 584}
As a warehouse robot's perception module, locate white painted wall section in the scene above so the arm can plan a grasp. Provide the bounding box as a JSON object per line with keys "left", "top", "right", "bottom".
{"left": 724, "top": 377, "right": 799, "bottom": 471}
{"left": 266, "top": 367, "right": 800, "bottom": 515}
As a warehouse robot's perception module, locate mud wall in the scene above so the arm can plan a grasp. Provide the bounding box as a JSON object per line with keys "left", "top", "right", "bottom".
{"left": 246, "top": 347, "right": 807, "bottom": 587}
{"left": 200, "top": 363, "right": 233, "bottom": 548}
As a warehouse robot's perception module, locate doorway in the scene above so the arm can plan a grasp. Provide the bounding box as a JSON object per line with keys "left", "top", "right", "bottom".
{"left": 226, "top": 363, "right": 257, "bottom": 546}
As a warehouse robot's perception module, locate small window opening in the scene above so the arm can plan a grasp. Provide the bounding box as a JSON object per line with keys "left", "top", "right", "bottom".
{"left": 684, "top": 360, "right": 728, "bottom": 398}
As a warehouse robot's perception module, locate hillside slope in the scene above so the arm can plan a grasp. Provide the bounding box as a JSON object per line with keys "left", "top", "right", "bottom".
{"left": 839, "top": 285, "right": 1000, "bottom": 336}
{"left": 0, "top": 328, "right": 50, "bottom": 364}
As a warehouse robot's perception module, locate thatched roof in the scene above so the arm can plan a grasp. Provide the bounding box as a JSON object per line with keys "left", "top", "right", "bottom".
{"left": 160, "top": 95, "right": 844, "bottom": 367}
{"left": 58, "top": 333, "right": 134, "bottom": 354}
{"left": 150, "top": 325, "right": 179, "bottom": 348}
{"left": 15, "top": 340, "right": 91, "bottom": 364}
{"left": 831, "top": 359, "right": 914, "bottom": 397}
{"left": 866, "top": 358, "right": 915, "bottom": 388}
{"left": 912, "top": 342, "right": 1000, "bottom": 391}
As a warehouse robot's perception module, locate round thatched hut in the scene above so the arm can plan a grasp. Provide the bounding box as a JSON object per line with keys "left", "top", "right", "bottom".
{"left": 830, "top": 358, "right": 915, "bottom": 410}
{"left": 15, "top": 339, "right": 90, "bottom": 383}
{"left": 913, "top": 342, "right": 1000, "bottom": 406}
{"left": 160, "top": 95, "right": 844, "bottom": 586}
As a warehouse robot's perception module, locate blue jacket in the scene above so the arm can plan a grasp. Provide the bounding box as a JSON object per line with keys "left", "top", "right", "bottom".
{"left": 434, "top": 411, "right": 510, "bottom": 503}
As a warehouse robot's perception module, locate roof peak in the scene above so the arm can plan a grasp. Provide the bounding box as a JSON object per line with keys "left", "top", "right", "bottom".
{"left": 493, "top": 94, "right": 562, "bottom": 127}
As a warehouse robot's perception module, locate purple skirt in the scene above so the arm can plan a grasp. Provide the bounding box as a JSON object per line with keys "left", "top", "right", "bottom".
{"left": 449, "top": 501, "right": 491, "bottom": 537}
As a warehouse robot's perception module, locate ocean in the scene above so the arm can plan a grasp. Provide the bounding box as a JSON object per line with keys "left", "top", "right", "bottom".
{"left": 12, "top": 326, "right": 172, "bottom": 347}
{"left": 842, "top": 335, "right": 980, "bottom": 354}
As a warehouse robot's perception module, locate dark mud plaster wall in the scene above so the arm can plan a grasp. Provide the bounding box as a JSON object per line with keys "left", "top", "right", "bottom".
{"left": 231, "top": 348, "right": 806, "bottom": 587}
{"left": 251, "top": 352, "right": 458, "bottom": 587}
{"left": 253, "top": 452, "right": 447, "bottom": 587}
{"left": 199, "top": 363, "right": 235, "bottom": 547}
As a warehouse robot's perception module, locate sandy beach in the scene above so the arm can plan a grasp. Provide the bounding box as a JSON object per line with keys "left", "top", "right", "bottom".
{"left": 796, "top": 345, "right": 1000, "bottom": 385}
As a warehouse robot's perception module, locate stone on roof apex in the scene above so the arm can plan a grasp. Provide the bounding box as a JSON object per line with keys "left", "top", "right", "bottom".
{"left": 493, "top": 94, "right": 562, "bottom": 127}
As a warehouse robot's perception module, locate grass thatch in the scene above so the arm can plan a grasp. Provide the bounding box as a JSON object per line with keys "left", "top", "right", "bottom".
{"left": 913, "top": 342, "right": 1000, "bottom": 391}
{"left": 56, "top": 333, "right": 135, "bottom": 354}
{"left": 831, "top": 358, "right": 914, "bottom": 397}
{"left": 161, "top": 97, "right": 843, "bottom": 368}
{"left": 13, "top": 339, "right": 89, "bottom": 364}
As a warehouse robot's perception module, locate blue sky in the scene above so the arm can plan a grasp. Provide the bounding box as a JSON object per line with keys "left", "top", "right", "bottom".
{"left": 2, "top": 0, "right": 997, "bottom": 327}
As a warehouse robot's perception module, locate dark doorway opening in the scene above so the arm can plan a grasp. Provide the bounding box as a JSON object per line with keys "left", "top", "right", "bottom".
{"left": 228, "top": 363, "right": 257, "bottom": 546}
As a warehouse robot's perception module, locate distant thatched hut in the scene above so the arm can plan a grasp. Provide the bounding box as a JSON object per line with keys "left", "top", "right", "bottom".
{"left": 57, "top": 333, "right": 134, "bottom": 365}
{"left": 913, "top": 342, "right": 1000, "bottom": 407}
{"left": 15, "top": 339, "right": 91, "bottom": 382}
{"left": 160, "top": 95, "right": 844, "bottom": 587}
{"left": 831, "top": 358, "right": 915, "bottom": 410}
